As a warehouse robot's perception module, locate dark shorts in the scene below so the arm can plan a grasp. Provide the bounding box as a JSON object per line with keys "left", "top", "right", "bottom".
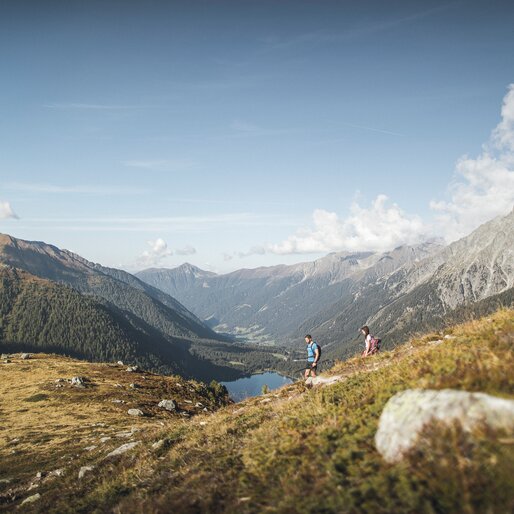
{"left": 306, "top": 361, "right": 317, "bottom": 370}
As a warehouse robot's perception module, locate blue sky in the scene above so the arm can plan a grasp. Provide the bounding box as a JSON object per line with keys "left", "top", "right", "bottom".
{"left": 1, "top": 0, "right": 514, "bottom": 272}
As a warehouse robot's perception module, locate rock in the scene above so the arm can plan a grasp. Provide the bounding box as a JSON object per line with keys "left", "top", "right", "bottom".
{"left": 375, "top": 389, "right": 514, "bottom": 463}
{"left": 0, "top": 478, "right": 11, "bottom": 484}
{"left": 47, "top": 469, "right": 65, "bottom": 478}
{"left": 126, "top": 365, "right": 139, "bottom": 372}
{"left": 260, "top": 398, "right": 271, "bottom": 404}
{"left": 3, "top": 359, "right": 11, "bottom": 363}
{"left": 1, "top": 353, "right": 8, "bottom": 359}
{"left": 84, "top": 445, "right": 97, "bottom": 452}
{"left": 20, "top": 353, "right": 31, "bottom": 360}
{"left": 184, "top": 399, "right": 193, "bottom": 404}
{"left": 71, "top": 376, "right": 86, "bottom": 387}
{"left": 152, "top": 439, "right": 165, "bottom": 450}
{"left": 117, "top": 360, "right": 124, "bottom": 365}
{"left": 444, "top": 334, "right": 456, "bottom": 340}
{"left": 195, "top": 402, "right": 203, "bottom": 408}
{"left": 21, "top": 493, "right": 41, "bottom": 505}
{"left": 127, "top": 408, "right": 144, "bottom": 417}
{"left": 55, "top": 378, "right": 65, "bottom": 383}
{"left": 106, "top": 441, "right": 140, "bottom": 458}
{"left": 129, "top": 383, "right": 139, "bottom": 389}
{"left": 111, "top": 399, "right": 125, "bottom": 404}
{"left": 199, "top": 421, "right": 207, "bottom": 426}
{"left": 100, "top": 437, "right": 111, "bottom": 443}
{"left": 78, "top": 465, "right": 95, "bottom": 479}
{"left": 158, "top": 399, "right": 176, "bottom": 411}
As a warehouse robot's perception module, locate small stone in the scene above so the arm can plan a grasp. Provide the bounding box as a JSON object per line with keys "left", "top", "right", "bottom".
{"left": 106, "top": 441, "right": 140, "bottom": 458}
{"left": 3, "top": 359, "right": 11, "bottom": 363}
{"left": 129, "top": 383, "right": 139, "bottom": 389}
{"left": 126, "top": 365, "right": 139, "bottom": 372}
{"left": 444, "top": 334, "right": 456, "bottom": 340}
{"left": 260, "top": 398, "right": 271, "bottom": 404}
{"left": 71, "top": 376, "right": 86, "bottom": 387}
{"left": 20, "top": 353, "right": 31, "bottom": 360}
{"left": 127, "top": 408, "right": 144, "bottom": 417}
{"left": 78, "top": 465, "right": 94, "bottom": 479}
{"left": 199, "top": 421, "right": 207, "bottom": 426}
{"left": 158, "top": 399, "right": 176, "bottom": 411}
{"left": 100, "top": 437, "right": 111, "bottom": 443}
{"left": 84, "top": 445, "right": 97, "bottom": 452}
{"left": 55, "top": 378, "right": 65, "bottom": 383}
{"left": 111, "top": 399, "right": 125, "bottom": 404}
{"left": 35, "top": 471, "right": 44, "bottom": 479}
{"left": 151, "top": 439, "right": 165, "bottom": 450}
{"left": 117, "top": 361, "right": 124, "bottom": 365}
{"left": 1, "top": 354, "right": 8, "bottom": 359}
{"left": 0, "top": 478, "right": 11, "bottom": 484}
{"left": 184, "top": 400, "right": 193, "bottom": 404}
{"left": 48, "top": 469, "right": 65, "bottom": 478}
{"left": 195, "top": 402, "right": 203, "bottom": 408}
{"left": 21, "top": 493, "right": 41, "bottom": 505}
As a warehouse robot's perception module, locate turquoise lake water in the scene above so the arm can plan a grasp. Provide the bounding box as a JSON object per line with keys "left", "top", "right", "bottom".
{"left": 221, "top": 372, "right": 293, "bottom": 402}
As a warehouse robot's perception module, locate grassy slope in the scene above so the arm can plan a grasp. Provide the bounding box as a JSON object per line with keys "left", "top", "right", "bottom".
{"left": 3, "top": 310, "right": 514, "bottom": 513}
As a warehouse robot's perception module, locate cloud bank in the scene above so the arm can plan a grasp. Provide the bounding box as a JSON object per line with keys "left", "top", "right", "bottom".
{"left": 260, "top": 84, "right": 514, "bottom": 256}
{"left": 430, "top": 84, "right": 514, "bottom": 241}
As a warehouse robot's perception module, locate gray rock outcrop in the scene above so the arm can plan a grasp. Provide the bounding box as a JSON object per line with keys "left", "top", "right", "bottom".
{"left": 158, "top": 400, "right": 176, "bottom": 411}
{"left": 375, "top": 389, "right": 514, "bottom": 463}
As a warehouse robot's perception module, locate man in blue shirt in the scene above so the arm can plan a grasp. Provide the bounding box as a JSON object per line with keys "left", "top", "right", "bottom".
{"left": 304, "top": 334, "right": 320, "bottom": 381}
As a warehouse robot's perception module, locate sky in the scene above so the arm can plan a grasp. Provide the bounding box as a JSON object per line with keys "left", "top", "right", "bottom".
{"left": 1, "top": 0, "right": 514, "bottom": 273}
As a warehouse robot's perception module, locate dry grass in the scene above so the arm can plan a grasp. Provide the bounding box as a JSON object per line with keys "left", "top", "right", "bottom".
{"left": 2, "top": 309, "right": 514, "bottom": 513}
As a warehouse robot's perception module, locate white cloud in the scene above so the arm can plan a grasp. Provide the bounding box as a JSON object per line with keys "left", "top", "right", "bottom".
{"left": 138, "top": 238, "right": 173, "bottom": 267}
{"left": 238, "top": 245, "right": 266, "bottom": 258}
{"left": 267, "top": 195, "right": 427, "bottom": 255}
{"left": 430, "top": 84, "right": 514, "bottom": 241}
{"left": 0, "top": 201, "right": 18, "bottom": 220}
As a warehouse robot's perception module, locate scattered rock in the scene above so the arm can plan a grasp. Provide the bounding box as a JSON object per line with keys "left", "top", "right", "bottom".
{"left": 55, "top": 378, "right": 65, "bottom": 383}
{"left": 0, "top": 478, "right": 11, "bottom": 484}
{"left": 152, "top": 439, "right": 165, "bottom": 450}
{"left": 84, "top": 445, "right": 97, "bottom": 452}
{"left": 260, "top": 398, "right": 271, "bottom": 404}
{"left": 158, "top": 399, "right": 176, "bottom": 411}
{"left": 199, "top": 421, "right": 208, "bottom": 426}
{"left": 114, "top": 383, "right": 123, "bottom": 388}
{"left": 129, "top": 383, "right": 140, "bottom": 389}
{"left": 20, "top": 353, "right": 31, "bottom": 360}
{"left": 71, "top": 376, "right": 86, "bottom": 387}
{"left": 444, "top": 334, "right": 456, "bottom": 340}
{"left": 375, "top": 389, "right": 514, "bottom": 463}
{"left": 1, "top": 353, "right": 8, "bottom": 359}
{"left": 106, "top": 441, "right": 140, "bottom": 458}
{"left": 47, "top": 469, "right": 65, "bottom": 479}
{"left": 195, "top": 402, "right": 203, "bottom": 408}
{"left": 100, "top": 437, "right": 111, "bottom": 443}
{"left": 126, "top": 365, "right": 139, "bottom": 372}
{"left": 184, "top": 399, "right": 193, "bottom": 404}
{"left": 127, "top": 408, "right": 144, "bottom": 417}
{"left": 117, "top": 360, "right": 124, "bottom": 365}
{"left": 21, "top": 493, "right": 41, "bottom": 505}
{"left": 232, "top": 407, "right": 245, "bottom": 415}
{"left": 111, "top": 399, "right": 125, "bottom": 404}
{"left": 78, "top": 465, "right": 95, "bottom": 479}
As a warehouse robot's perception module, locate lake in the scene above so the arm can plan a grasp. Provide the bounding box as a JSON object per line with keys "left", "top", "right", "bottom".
{"left": 221, "top": 371, "right": 293, "bottom": 402}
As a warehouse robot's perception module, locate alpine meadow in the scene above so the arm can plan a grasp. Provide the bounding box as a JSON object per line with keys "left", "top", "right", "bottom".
{"left": 1, "top": 1, "right": 514, "bottom": 513}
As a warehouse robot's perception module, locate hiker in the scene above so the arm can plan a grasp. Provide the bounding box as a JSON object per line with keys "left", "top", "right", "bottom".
{"left": 304, "top": 334, "right": 320, "bottom": 380}
{"left": 360, "top": 325, "right": 381, "bottom": 357}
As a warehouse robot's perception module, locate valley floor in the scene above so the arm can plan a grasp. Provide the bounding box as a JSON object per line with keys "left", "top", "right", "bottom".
{"left": 1, "top": 309, "right": 513, "bottom": 513}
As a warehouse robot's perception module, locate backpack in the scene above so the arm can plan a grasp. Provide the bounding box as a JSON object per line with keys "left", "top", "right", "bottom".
{"left": 369, "top": 337, "right": 381, "bottom": 354}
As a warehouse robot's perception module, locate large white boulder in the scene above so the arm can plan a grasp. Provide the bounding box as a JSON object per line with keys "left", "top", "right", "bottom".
{"left": 375, "top": 389, "right": 514, "bottom": 463}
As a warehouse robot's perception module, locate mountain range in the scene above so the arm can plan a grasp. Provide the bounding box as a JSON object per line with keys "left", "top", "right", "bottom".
{"left": 0, "top": 235, "right": 279, "bottom": 380}
{"left": 137, "top": 208, "right": 514, "bottom": 359}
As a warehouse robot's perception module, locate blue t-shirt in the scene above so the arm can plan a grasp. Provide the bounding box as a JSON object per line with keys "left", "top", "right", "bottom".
{"left": 307, "top": 342, "right": 319, "bottom": 362}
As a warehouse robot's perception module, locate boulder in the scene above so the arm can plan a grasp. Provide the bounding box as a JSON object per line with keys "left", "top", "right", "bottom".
{"left": 126, "top": 365, "right": 139, "bottom": 372}
{"left": 375, "top": 389, "right": 514, "bottom": 463}
{"left": 158, "top": 400, "right": 176, "bottom": 411}
{"left": 127, "top": 408, "right": 144, "bottom": 417}
{"left": 20, "top": 353, "right": 31, "bottom": 360}
{"left": 106, "top": 441, "right": 140, "bottom": 458}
